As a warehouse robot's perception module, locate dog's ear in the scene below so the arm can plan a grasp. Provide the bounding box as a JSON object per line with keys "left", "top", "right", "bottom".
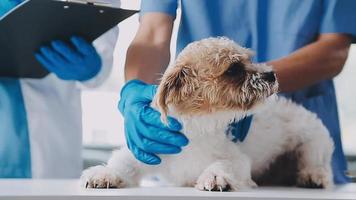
{"left": 155, "top": 65, "right": 197, "bottom": 123}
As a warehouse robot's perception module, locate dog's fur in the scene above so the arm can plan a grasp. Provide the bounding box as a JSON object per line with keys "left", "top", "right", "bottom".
{"left": 81, "top": 37, "right": 334, "bottom": 191}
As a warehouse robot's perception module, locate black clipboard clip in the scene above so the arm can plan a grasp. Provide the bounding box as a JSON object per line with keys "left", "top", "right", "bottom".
{"left": 64, "top": 0, "right": 113, "bottom": 7}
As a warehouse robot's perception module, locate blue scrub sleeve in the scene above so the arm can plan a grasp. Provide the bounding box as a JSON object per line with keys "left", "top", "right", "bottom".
{"left": 320, "top": 0, "right": 356, "bottom": 41}
{"left": 140, "top": 0, "right": 178, "bottom": 19}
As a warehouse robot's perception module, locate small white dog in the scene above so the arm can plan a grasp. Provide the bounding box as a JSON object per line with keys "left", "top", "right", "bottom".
{"left": 81, "top": 37, "right": 334, "bottom": 191}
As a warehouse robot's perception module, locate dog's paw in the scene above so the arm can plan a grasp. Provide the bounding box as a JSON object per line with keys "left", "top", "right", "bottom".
{"left": 80, "top": 165, "right": 126, "bottom": 189}
{"left": 195, "top": 171, "right": 256, "bottom": 192}
{"left": 297, "top": 167, "right": 333, "bottom": 189}
{"left": 195, "top": 172, "right": 231, "bottom": 192}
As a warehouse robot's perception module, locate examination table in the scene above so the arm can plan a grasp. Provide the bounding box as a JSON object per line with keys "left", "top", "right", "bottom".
{"left": 0, "top": 180, "right": 355, "bottom": 200}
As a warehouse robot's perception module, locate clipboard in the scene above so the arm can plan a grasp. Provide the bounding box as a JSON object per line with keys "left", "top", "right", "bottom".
{"left": 0, "top": 0, "right": 138, "bottom": 78}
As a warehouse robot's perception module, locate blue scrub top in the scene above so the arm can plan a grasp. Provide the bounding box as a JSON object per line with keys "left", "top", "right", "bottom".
{"left": 141, "top": 0, "right": 356, "bottom": 184}
{"left": 0, "top": 0, "right": 31, "bottom": 178}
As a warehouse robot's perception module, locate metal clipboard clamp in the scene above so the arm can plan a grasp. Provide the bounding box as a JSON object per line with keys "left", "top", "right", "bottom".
{"left": 64, "top": 0, "right": 112, "bottom": 7}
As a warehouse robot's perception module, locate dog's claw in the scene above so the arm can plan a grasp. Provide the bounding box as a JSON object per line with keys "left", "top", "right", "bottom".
{"left": 85, "top": 181, "right": 89, "bottom": 188}
{"left": 219, "top": 186, "right": 223, "bottom": 192}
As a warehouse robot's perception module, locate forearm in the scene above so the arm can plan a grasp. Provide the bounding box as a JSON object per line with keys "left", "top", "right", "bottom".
{"left": 268, "top": 34, "right": 352, "bottom": 92}
{"left": 125, "top": 42, "right": 170, "bottom": 84}
{"left": 125, "top": 13, "right": 174, "bottom": 84}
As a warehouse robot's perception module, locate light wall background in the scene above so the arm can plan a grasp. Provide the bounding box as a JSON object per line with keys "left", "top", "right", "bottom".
{"left": 82, "top": 0, "right": 356, "bottom": 155}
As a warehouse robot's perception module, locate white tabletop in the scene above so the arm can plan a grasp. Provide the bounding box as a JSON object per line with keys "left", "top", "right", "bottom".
{"left": 0, "top": 179, "right": 355, "bottom": 200}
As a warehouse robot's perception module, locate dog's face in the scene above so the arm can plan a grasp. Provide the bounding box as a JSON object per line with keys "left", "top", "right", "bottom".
{"left": 155, "top": 37, "right": 278, "bottom": 119}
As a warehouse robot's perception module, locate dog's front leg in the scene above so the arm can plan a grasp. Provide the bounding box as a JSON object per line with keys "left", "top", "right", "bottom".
{"left": 195, "top": 155, "right": 257, "bottom": 191}
{"left": 81, "top": 147, "right": 144, "bottom": 188}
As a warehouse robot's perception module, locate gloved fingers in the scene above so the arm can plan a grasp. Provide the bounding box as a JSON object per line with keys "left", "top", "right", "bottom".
{"left": 39, "top": 46, "right": 68, "bottom": 66}
{"left": 140, "top": 124, "right": 188, "bottom": 147}
{"left": 51, "top": 40, "right": 81, "bottom": 62}
{"left": 125, "top": 129, "right": 162, "bottom": 165}
{"left": 70, "top": 36, "right": 97, "bottom": 56}
{"left": 140, "top": 106, "right": 183, "bottom": 131}
{"left": 130, "top": 144, "right": 161, "bottom": 165}
{"left": 138, "top": 137, "right": 182, "bottom": 154}
{"left": 126, "top": 121, "right": 183, "bottom": 154}
{"left": 35, "top": 53, "right": 56, "bottom": 72}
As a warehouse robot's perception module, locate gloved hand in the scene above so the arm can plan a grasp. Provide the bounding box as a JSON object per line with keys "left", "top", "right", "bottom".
{"left": 119, "top": 79, "right": 189, "bottom": 165}
{"left": 35, "top": 36, "right": 102, "bottom": 81}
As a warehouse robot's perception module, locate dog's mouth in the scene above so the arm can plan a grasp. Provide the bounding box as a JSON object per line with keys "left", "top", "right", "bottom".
{"left": 262, "top": 71, "right": 279, "bottom": 96}
{"left": 261, "top": 71, "right": 276, "bottom": 83}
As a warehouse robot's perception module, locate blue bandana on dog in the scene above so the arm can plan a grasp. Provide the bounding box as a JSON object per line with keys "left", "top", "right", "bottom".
{"left": 226, "top": 115, "right": 253, "bottom": 142}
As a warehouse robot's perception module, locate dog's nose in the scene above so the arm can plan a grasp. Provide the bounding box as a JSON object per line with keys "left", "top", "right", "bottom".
{"left": 262, "top": 72, "right": 276, "bottom": 83}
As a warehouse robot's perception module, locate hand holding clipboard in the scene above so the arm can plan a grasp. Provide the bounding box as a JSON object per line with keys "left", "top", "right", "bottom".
{"left": 0, "top": 0, "right": 137, "bottom": 78}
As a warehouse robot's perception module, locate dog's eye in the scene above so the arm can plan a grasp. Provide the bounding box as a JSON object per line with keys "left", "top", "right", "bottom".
{"left": 225, "top": 62, "right": 245, "bottom": 77}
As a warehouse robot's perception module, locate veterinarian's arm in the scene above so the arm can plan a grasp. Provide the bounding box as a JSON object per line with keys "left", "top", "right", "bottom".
{"left": 125, "top": 13, "right": 174, "bottom": 84}
{"left": 119, "top": 13, "right": 188, "bottom": 165}
{"left": 268, "top": 33, "right": 352, "bottom": 92}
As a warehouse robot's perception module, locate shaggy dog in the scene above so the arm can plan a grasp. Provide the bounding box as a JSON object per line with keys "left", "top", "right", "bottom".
{"left": 81, "top": 37, "right": 334, "bottom": 191}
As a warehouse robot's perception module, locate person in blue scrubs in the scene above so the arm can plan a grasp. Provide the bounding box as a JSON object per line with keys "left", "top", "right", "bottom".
{"left": 118, "top": 0, "right": 356, "bottom": 184}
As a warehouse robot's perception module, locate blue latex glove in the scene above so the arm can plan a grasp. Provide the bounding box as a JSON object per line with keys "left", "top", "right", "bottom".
{"left": 119, "top": 80, "right": 189, "bottom": 165}
{"left": 35, "top": 36, "right": 101, "bottom": 81}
